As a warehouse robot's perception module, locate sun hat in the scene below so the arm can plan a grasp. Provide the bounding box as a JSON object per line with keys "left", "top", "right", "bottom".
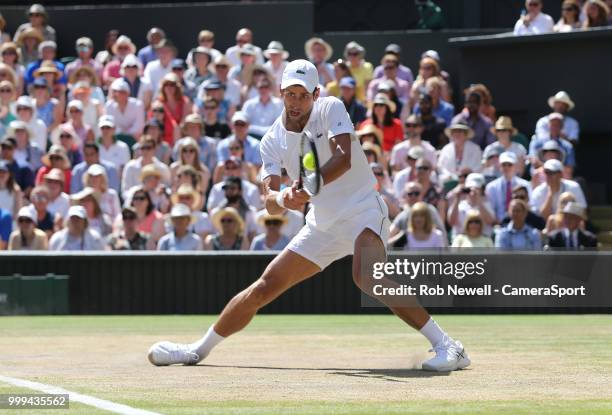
{"left": 263, "top": 41, "right": 289, "bottom": 60}
{"left": 445, "top": 122, "right": 475, "bottom": 140}
{"left": 43, "top": 167, "right": 65, "bottom": 183}
{"left": 543, "top": 159, "right": 563, "bottom": 173}
{"left": 304, "top": 37, "right": 333, "bottom": 61}
{"left": 139, "top": 164, "right": 162, "bottom": 181}
{"left": 211, "top": 206, "right": 245, "bottom": 234}
{"left": 492, "top": 116, "right": 518, "bottom": 135}
{"left": 372, "top": 92, "right": 396, "bottom": 114}
{"left": 67, "top": 205, "right": 87, "bottom": 220}
{"left": 170, "top": 184, "right": 202, "bottom": 209}
{"left": 111, "top": 35, "right": 136, "bottom": 55}
{"left": 33, "top": 60, "right": 62, "bottom": 78}
{"left": 356, "top": 124, "right": 383, "bottom": 144}
{"left": 465, "top": 173, "right": 485, "bottom": 189}
{"left": 548, "top": 91, "right": 575, "bottom": 111}
{"left": 257, "top": 212, "right": 288, "bottom": 227}
{"left": 17, "top": 206, "right": 37, "bottom": 222}
{"left": 42, "top": 144, "right": 70, "bottom": 169}
{"left": 169, "top": 203, "right": 194, "bottom": 221}
{"left": 538, "top": 140, "right": 566, "bottom": 163}
{"left": 562, "top": 202, "right": 586, "bottom": 220}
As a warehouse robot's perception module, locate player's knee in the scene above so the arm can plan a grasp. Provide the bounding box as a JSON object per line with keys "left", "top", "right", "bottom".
{"left": 243, "top": 275, "right": 278, "bottom": 309}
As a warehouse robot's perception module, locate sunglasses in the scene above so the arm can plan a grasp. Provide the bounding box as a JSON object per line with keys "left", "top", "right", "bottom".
{"left": 224, "top": 186, "right": 240, "bottom": 192}
{"left": 257, "top": 84, "right": 270, "bottom": 89}
{"left": 17, "top": 106, "right": 31, "bottom": 111}
{"left": 229, "top": 146, "right": 242, "bottom": 151}
{"left": 125, "top": 65, "right": 138, "bottom": 69}
{"left": 416, "top": 166, "right": 430, "bottom": 171}
{"left": 215, "top": 64, "right": 228, "bottom": 69}
{"left": 152, "top": 108, "right": 165, "bottom": 113}
{"left": 459, "top": 173, "right": 469, "bottom": 179}
{"left": 133, "top": 196, "right": 147, "bottom": 201}
{"left": 234, "top": 122, "right": 247, "bottom": 127}
{"left": 372, "top": 171, "right": 384, "bottom": 176}
{"left": 562, "top": 6, "right": 576, "bottom": 11}
{"left": 220, "top": 218, "right": 234, "bottom": 223}
{"left": 513, "top": 194, "right": 528, "bottom": 201}
{"left": 404, "top": 191, "right": 420, "bottom": 197}
{"left": 1, "top": 51, "right": 17, "bottom": 56}
{"left": 59, "top": 134, "right": 72, "bottom": 139}
{"left": 204, "top": 105, "right": 217, "bottom": 110}
{"left": 69, "top": 109, "right": 81, "bottom": 114}
{"left": 140, "top": 145, "right": 154, "bottom": 151}
{"left": 0, "top": 88, "right": 12, "bottom": 93}
{"left": 122, "top": 215, "right": 137, "bottom": 221}
{"left": 528, "top": 2, "right": 541, "bottom": 7}
{"left": 31, "top": 195, "right": 48, "bottom": 202}
{"left": 265, "top": 219, "right": 283, "bottom": 226}
{"left": 420, "top": 65, "right": 434, "bottom": 71}
{"left": 1, "top": 144, "right": 14, "bottom": 149}
{"left": 544, "top": 170, "right": 560, "bottom": 176}
{"left": 34, "top": 85, "right": 48, "bottom": 90}
{"left": 467, "top": 220, "right": 482, "bottom": 225}
{"left": 182, "top": 148, "right": 197, "bottom": 153}
{"left": 405, "top": 123, "right": 421, "bottom": 128}
{"left": 18, "top": 218, "right": 33, "bottom": 224}
{"left": 383, "top": 65, "right": 396, "bottom": 71}
{"left": 347, "top": 51, "right": 360, "bottom": 56}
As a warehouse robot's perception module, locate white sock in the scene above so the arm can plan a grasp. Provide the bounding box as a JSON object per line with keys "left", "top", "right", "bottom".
{"left": 419, "top": 318, "right": 447, "bottom": 347}
{"left": 190, "top": 325, "right": 225, "bottom": 359}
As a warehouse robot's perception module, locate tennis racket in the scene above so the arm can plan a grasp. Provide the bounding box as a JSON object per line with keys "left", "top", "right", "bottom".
{"left": 297, "top": 130, "right": 321, "bottom": 196}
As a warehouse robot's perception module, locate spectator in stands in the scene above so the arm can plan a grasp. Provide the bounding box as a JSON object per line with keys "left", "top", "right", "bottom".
{"left": 97, "top": 116, "right": 130, "bottom": 179}
{"left": 172, "top": 113, "right": 217, "bottom": 173}
{"left": 15, "top": 27, "right": 43, "bottom": 67}
{"left": 137, "top": 27, "right": 165, "bottom": 67}
{"left": 185, "top": 47, "right": 213, "bottom": 90}
{"left": 325, "top": 59, "right": 352, "bottom": 98}
{"left": 368, "top": 54, "right": 410, "bottom": 105}
{"left": 127, "top": 185, "right": 165, "bottom": 249}
{"left": 530, "top": 112, "right": 575, "bottom": 175}
{"left": 0, "top": 63, "right": 18, "bottom": 94}
{"left": 105, "top": 78, "right": 145, "bottom": 139}
{"left": 211, "top": 55, "right": 241, "bottom": 109}
{"left": 0, "top": 160, "right": 22, "bottom": 218}
{"left": 49, "top": 205, "right": 106, "bottom": 250}
{"left": 451, "top": 210, "right": 494, "bottom": 248}
{"left": 65, "top": 37, "right": 103, "bottom": 82}
{"left": 583, "top": 0, "right": 610, "bottom": 27}
{"left": 69, "top": 65, "right": 105, "bottom": 103}
{"left": 135, "top": 119, "right": 170, "bottom": 165}
{"left": 250, "top": 213, "right": 290, "bottom": 251}
{"left": 71, "top": 187, "right": 112, "bottom": 237}
{"left": 415, "top": 93, "right": 448, "bottom": 149}
{"left": 530, "top": 159, "right": 586, "bottom": 219}
{"left": 170, "top": 184, "right": 212, "bottom": 236}
{"left": 465, "top": 84, "right": 496, "bottom": 122}
{"left": 83, "top": 163, "right": 121, "bottom": 220}
{"left": 31, "top": 78, "right": 60, "bottom": 133}
{"left": 554, "top": 0, "right": 582, "bottom": 32}
{"left": 156, "top": 73, "right": 191, "bottom": 132}
{"left": 495, "top": 199, "right": 541, "bottom": 249}
{"left": 134, "top": 164, "right": 171, "bottom": 214}
{"left": 535, "top": 91, "right": 579, "bottom": 143}
{"left": 228, "top": 44, "right": 258, "bottom": 85}
{"left": 8, "top": 206, "right": 47, "bottom": 250}
{"left": 514, "top": 0, "right": 554, "bottom": 35}
{"left": 102, "top": 35, "right": 137, "bottom": 88}
{"left": 362, "top": 141, "right": 382, "bottom": 166}
{"left": 389, "top": 181, "right": 446, "bottom": 239}
{"left": 304, "top": 37, "right": 334, "bottom": 86}
{"left": 216, "top": 111, "right": 261, "bottom": 166}
{"left": 187, "top": 30, "right": 221, "bottom": 64}
{"left": 225, "top": 28, "right": 264, "bottom": 67}
{"left": 13, "top": 4, "right": 56, "bottom": 43}
{"left": 263, "top": 41, "right": 289, "bottom": 89}
{"left": 543, "top": 191, "right": 577, "bottom": 235}
{"left": 1, "top": 137, "right": 34, "bottom": 196}
{"left": 371, "top": 162, "right": 400, "bottom": 220}
{"left": 0, "top": 13, "right": 11, "bottom": 45}
{"left": 409, "top": 56, "right": 450, "bottom": 110}
{"left": 28, "top": 185, "right": 55, "bottom": 237}
{"left": 170, "top": 137, "right": 210, "bottom": 194}
{"left": 207, "top": 160, "right": 261, "bottom": 211}
{"left": 71, "top": 142, "right": 119, "bottom": 194}
{"left": 32, "top": 60, "right": 65, "bottom": 106}
{"left": 373, "top": 44, "right": 414, "bottom": 83}
{"left": 14, "top": 96, "right": 46, "bottom": 152}
{"left": 485, "top": 116, "right": 527, "bottom": 175}
{"left": 500, "top": 185, "right": 546, "bottom": 230}
{"left": 360, "top": 93, "right": 402, "bottom": 153}
{"left": 205, "top": 206, "right": 249, "bottom": 250}
{"left": 438, "top": 122, "right": 482, "bottom": 179}
{"left": 43, "top": 168, "right": 70, "bottom": 219}
{"left": 143, "top": 38, "right": 177, "bottom": 97}
{"left": 150, "top": 100, "right": 178, "bottom": 145}
{"left": 415, "top": 158, "right": 446, "bottom": 223}
{"left": 239, "top": 64, "right": 275, "bottom": 104}
{"left": 448, "top": 173, "right": 495, "bottom": 238}
{"left": 195, "top": 78, "right": 233, "bottom": 126}
{"left": 242, "top": 77, "right": 282, "bottom": 138}
{"left": 608, "top": 0, "right": 612, "bottom": 24}
{"left": 393, "top": 201, "right": 446, "bottom": 249}
{"left": 546, "top": 202, "right": 597, "bottom": 249}
{"left": 1, "top": 43, "right": 25, "bottom": 93}
{"left": 36, "top": 144, "right": 71, "bottom": 191}
{"left": 94, "top": 29, "right": 119, "bottom": 67}
{"left": 390, "top": 115, "right": 436, "bottom": 172}
{"left": 0, "top": 205, "right": 10, "bottom": 249}
{"left": 171, "top": 59, "right": 196, "bottom": 102}
{"left": 485, "top": 152, "right": 530, "bottom": 222}
{"left": 122, "top": 135, "right": 171, "bottom": 198}
{"left": 107, "top": 206, "right": 148, "bottom": 250}
{"left": 9, "top": 120, "right": 44, "bottom": 172}
{"left": 338, "top": 77, "right": 367, "bottom": 127}
{"left": 343, "top": 42, "right": 372, "bottom": 102}
{"left": 213, "top": 175, "right": 258, "bottom": 239}
{"left": 70, "top": 81, "right": 103, "bottom": 134}
{"left": 120, "top": 54, "right": 153, "bottom": 111}
{"left": 451, "top": 91, "right": 495, "bottom": 150}
{"left": 375, "top": 79, "right": 403, "bottom": 119}
{"left": 410, "top": 77, "right": 453, "bottom": 127}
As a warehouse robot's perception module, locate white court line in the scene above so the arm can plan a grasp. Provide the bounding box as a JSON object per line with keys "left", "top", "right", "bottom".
{"left": 0, "top": 374, "right": 162, "bottom": 415}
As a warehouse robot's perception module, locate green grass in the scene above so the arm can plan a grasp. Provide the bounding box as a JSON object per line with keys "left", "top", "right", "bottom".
{"left": 1, "top": 315, "right": 611, "bottom": 415}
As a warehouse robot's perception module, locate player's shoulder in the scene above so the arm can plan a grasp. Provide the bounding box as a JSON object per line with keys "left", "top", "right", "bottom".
{"left": 316, "top": 95, "right": 344, "bottom": 111}
{"left": 261, "top": 116, "right": 285, "bottom": 146}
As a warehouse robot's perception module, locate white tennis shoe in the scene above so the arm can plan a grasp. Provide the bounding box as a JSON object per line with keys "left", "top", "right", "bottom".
{"left": 422, "top": 336, "right": 471, "bottom": 372}
{"left": 147, "top": 341, "right": 200, "bottom": 366}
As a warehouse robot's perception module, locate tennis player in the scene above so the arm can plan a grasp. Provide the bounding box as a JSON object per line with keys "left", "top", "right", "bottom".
{"left": 148, "top": 60, "right": 470, "bottom": 372}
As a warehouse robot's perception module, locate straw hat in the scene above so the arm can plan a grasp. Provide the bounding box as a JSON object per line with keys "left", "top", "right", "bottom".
{"left": 111, "top": 35, "right": 136, "bottom": 55}
{"left": 361, "top": 141, "right": 381, "bottom": 160}
{"left": 304, "top": 37, "right": 333, "bottom": 61}
{"left": 548, "top": 91, "right": 575, "bottom": 111}
{"left": 169, "top": 203, "right": 195, "bottom": 224}
{"left": 445, "top": 122, "right": 475, "bottom": 140}
{"left": 33, "top": 60, "right": 62, "bottom": 78}
{"left": 139, "top": 164, "right": 162, "bottom": 182}
{"left": 42, "top": 144, "right": 70, "bottom": 169}
{"left": 257, "top": 212, "right": 288, "bottom": 227}
{"left": 491, "top": 116, "right": 517, "bottom": 135}
{"left": 562, "top": 202, "right": 586, "bottom": 220}
{"left": 71, "top": 186, "right": 101, "bottom": 206}
{"left": 263, "top": 41, "right": 289, "bottom": 60}
{"left": 170, "top": 184, "right": 202, "bottom": 210}
{"left": 68, "top": 65, "right": 99, "bottom": 86}
{"left": 211, "top": 207, "right": 245, "bottom": 234}
{"left": 8, "top": 119, "right": 32, "bottom": 138}
{"left": 372, "top": 92, "right": 396, "bottom": 114}
{"left": 16, "top": 27, "right": 44, "bottom": 47}
{"left": 356, "top": 124, "right": 383, "bottom": 145}
{"left": 43, "top": 167, "right": 65, "bottom": 183}
{"left": 242, "top": 64, "right": 273, "bottom": 87}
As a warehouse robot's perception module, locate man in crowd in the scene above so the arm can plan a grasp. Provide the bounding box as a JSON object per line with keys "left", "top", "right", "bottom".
{"left": 1, "top": 137, "right": 35, "bottom": 196}
{"left": 225, "top": 28, "right": 264, "bottom": 66}
{"left": 108, "top": 207, "right": 149, "bottom": 250}
{"left": 546, "top": 202, "right": 597, "bottom": 249}
{"left": 97, "top": 115, "right": 131, "bottom": 180}
{"left": 514, "top": 0, "right": 554, "bottom": 35}
{"left": 372, "top": 44, "right": 414, "bottom": 83}
{"left": 71, "top": 143, "right": 120, "bottom": 194}
{"left": 500, "top": 185, "right": 546, "bottom": 231}
{"left": 416, "top": 93, "right": 447, "bottom": 148}
{"left": 390, "top": 114, "right": 437, "bottom": 172}
{"left": 535, "top": 91, "right": 579, "bottom": 144}
{"left": 367, "top": 53, "right": 410, "bottom": 104}
{"left": 529, "top": 112, "right": 575, "bottom": 174}
{"left": 389, "top": 181, "right": 446, "bottom": 240}
{"left": 338, "top": 77, "right": 367, "bottom": 126}
{"left": 65, "top": 37, "right": 103, "bottom": 81}
{"left": 530, "top": 159, "right": 586, "bottom": 219}
{"left": 451, "top": 91, "right": 495, "bottom": 150}
{"left": 495, "top": 199, "right": 542, "bottom": 249}
{"left": 104, "top": 79, "right": 145, "bottom": 139}
{"left": 144, "top": 39, "right": 177, "bottom": 97}
{"left": 49, "top": 205, "right": 106, "bottom": 251}
{"left": 157, "top": 204, "right": 203, "bottom": 251}
{"left": 122, "top": 136, "right": 171, "bottom": 197}
{"left": 216, "top": 112, "right": 262, "bottom": 167}
{"left": 241, "top": 78, "right": 283, "bottom": 139}
{"left": 207, "top": 159, "right": 261, "bottom": 211}
{"left": 485, "top": 152, "right": 531, "bottom": 222}
{"left": 138, "top": 27, "right": 166, "bottom": 67}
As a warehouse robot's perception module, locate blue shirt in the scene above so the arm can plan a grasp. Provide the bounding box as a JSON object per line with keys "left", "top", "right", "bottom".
{"left": 249, "top": 233, "right": 290, "bottom": 251}
{"left": 217, "top": 134, "right": 262, "bottom": 166}
{"left": 157, "top": 231, "right": 202, "bottom": 251}
{"left": 5, "top": 159, "right": 34, "bottom": 192}
{"left": 242, "top": 96, "right": 283, "bottom": 138}
{"left": 535, "top": 115, "right": 580, "bottom": 143}
{"left": 485, "top": 175, "right": 531, "bottom": 222}
{"left": 24, "top": 59, "right": 67, "bottom": 87}
{"left": 71, "top": 160, "right": 120, "bottom": 194}
{"left": 414, "top": 99, "right": 455, "bottom": 126}
{"left": 0, "top": 208, "right": 12, "bottom": 242}
{"left": 528, "top": 136, "right": 575, "bottom": 167}
{"left": 137, "top": 45, "right": 158, "bottom": 68}
{"left": 495, "top": 222, "right": 541, "bottom": 250}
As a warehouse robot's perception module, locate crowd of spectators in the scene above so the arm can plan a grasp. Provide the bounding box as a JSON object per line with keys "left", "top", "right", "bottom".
{"left": 514, "top": 0, "right": 611, "bottom": 35}
{"left": 0, "top": 3, "right": 600, "bottom": 252}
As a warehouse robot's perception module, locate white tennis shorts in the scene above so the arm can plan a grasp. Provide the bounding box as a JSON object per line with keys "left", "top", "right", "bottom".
{"left": 287, "top": 192, "right": 390, "bottom": 270}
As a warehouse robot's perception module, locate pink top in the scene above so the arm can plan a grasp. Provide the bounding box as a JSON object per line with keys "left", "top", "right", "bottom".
{"left": 137, "top": 210, "right": 163, "bottom": 234}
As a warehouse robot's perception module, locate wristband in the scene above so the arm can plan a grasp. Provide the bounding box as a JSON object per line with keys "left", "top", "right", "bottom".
{"left": 275, "top": 188, "right": 286, "bottom": 208}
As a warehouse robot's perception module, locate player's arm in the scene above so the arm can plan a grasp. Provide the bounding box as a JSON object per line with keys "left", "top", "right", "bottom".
{"left": 263, "top": 175, "right": 310, "bottom": 214}
{"left": 319, "top": 133, "right": 352, "bottom": 186}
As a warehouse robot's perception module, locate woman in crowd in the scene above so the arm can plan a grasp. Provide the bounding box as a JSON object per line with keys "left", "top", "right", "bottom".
{"left": 170, "top": 137, "right": 210, "bottom": 194}
{"left": 36, "top": 145, "right": 71, "bottom": 192}
{"left": 29, "top": 185, "right": 56, "bottom": 238}
{"left": 8, "top": 206, "right": 48, "bottom": 251}
{"left": 15, "top": 27, "right": 43, "bottom": 67}
{"left": 343, "top": 41, "right": 372, "bottom": 102}
{"left": 60, "top": 100, "right": 94, "bottom": 146}
{"left": 400, "top": 201, "right": 446, "bottom": 249}
{"left": 82, "top": 163, "right": 121, "bottom": 220}
{"left": 120, "top": 54, "right": 152, "bottom": 110}
{"left": 9, "top": 120, "right": 44, "bottom": 172}
{"left": 554, "top": 0, "right": 582, "bottom": 32}
{"left": 325, "top": 59, "right": 353, "bottom": 98}
{"left": 409, "top": 56, "right": 450, "bottom": 111}
{"left": 371, "top": 162, "right": 400, "bottom": 220}
{"left": 0, "top": 160, "right": 23, "bottom": 218}
{"left": 583, "top": 0, "right": 610, "bottom": 27}
{"left": 31, "top": 77, "right": 62, "bottom": 133}
{"left": 169, "top": 184, "right": 212, "bottom": 237}
{"left": 69, "top": 66, "right": 105, "bottom": 104}
{"left": 212, "top": 139, "right": 256, "bottom": 184}
{"left": 0, "top": 63, "right": 18, "bottom": 96}
{"left": 0, "top": 42, "right": 25, "bottom": 93}
{"left": 95, "top": 30, "right": 120, "bottom": 66}
{"left": 451, "top": 210, "right": 494, "bottom": 248}
{"left": 359, "top": 93, "right": 403, "bottom": 153}
{"left": 71, "top": 187, "right": 112, "bottom": 237}
{"left": 465, "top": 84, "right": 496, "bottom": 122}
{"left": 240, "top": 64, "right": 275, "bottom": 104}
{"left": 155, "top": 73, "right": 191, "bottom": 142}
{"left": 102, "top": 35, "right": 137, "bottom": 88}
{"left": 149, "top": 100, "right": 179, "bottom": 146}
{"left": 438, "top": 122, "right": 482, "bottom": 180}
{"left": 250, "top": 213, "right": 290, "bottom": 251}
{"left": 0, "top": 81, "right": 17, "bottom": 133}
{"left": 0, "top": 13, "right": 11, "bottom": 45}
{"left": 127, "top": 185, "right": 165, "bottom": 249}
{"left": 204, "top": 206, "right": 249, "bottom": 251}
{"left": 448, "top": 173, "right": 496, "bottom": 238}
{"left": 70, "top": 81, "right": 103, "bottom": 134}
{"left": 134, "top": 119, "right": 171, "bottom": 165}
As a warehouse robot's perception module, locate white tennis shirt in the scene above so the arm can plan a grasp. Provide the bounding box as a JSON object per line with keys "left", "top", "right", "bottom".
{"left": 261, "top": 96, "right": 376, "bottom": 230}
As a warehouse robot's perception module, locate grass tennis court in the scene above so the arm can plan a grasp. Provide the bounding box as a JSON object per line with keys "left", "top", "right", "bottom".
{"left": 1, "top": 315, "right": 611, "bottom": 414}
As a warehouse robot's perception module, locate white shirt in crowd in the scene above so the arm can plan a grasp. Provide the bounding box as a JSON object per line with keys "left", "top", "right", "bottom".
{"left": 143, "top": 59, "right": 172, "bottom": 97}
{"left": 104, "top": 98, "right": 145, "bottom": 137}
{"left": 121, "top": 157, "right": 171, "bottom": 198}
{"left": 450, "top": 199, "right": 495, "bottom": 237}
{"left": 99, "top": 140, "right": 131, "bottom": 173}
{"left": 225, "top": 44, "right": 264, "bottom": 67}
{"left": 405, "top": 229, "right": 446, "bottom": 249}
{"left": 25, "top": 117, "right": 48, "bottom": 151}
{"left": 242, "top": 96, "right": 284, "bottom": 137}
{"left": 261, "top": 96, "right": 376, "bottom": 231}
{"left": 514, "top": 12, "right": 554, "bottom": 36}
{"left": 390, "top": 139, "right": 437, "bottom": 171}
{"left": 530, "top": 179, "right": 587, "bottom": 213}
{"left": 438, "top": 141, "right": 483, "bottom": 178}
{"left": 47, "top": 192, "right": 70, "bottom": 218}
{"left": 206, "top": 179, "right": 262, "bottom": 212}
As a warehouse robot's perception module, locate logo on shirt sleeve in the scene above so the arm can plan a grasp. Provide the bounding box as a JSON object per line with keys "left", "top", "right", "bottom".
{"left": 337, "top": 121, "right": 342, "bottom": 126}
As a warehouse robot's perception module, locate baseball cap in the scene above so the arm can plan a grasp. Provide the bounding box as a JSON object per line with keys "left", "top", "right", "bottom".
{"left": 222, "top": 175, "right": 242, "bottom": 189}
{"left": 1, "top": 137, "right": 16, "bottom": 148}
{"left": 17, "top": 206, "right": 37, "bottom": 222}
{"left": 86, "top": 163, "right": 106, "bottom": 177}
{"left": 171, "top": 58, "right": 186, "bottom": 70}
{"left": 422, "top": 49, "right": 440, "bottom": 62}
{"left": 170, "top": 203, "right": 192, "bottom": 218}
{"left": 562, "top": 202, "right": 586, "bottom": 219}
{"left": 68, "top": 205, "right": 87, "bottom": 220}
{"left": 499, "top": 151, "right": 517, "bottom": 165}
{"left": 548, "top": 112, "right": 564, "bottom": 121}
{"left": 98, "top": 115, "right": 115, "bottom": 129}
{"left": 465, "top": 173, "right": 485, "bottom": 189}
{"left": 385, "top": 44, "right": 401, "bottom": 55}
{"left": 16, "top": 95, "right": 35, "bottom": 109}
{"left": 239, "top": 43, "right": 257, "bottom": 56}
{"left": 543, "top": 159, "right": 563, "bottom": 172}
{"left": 407, "top": 146, "right": 424, "bottom": 160}
{"left": 203, "top": 79, "right": 224, "bottom": 90}
{"left": 339, "top": 77, "right": 356, "bottom": 89}
{"left": 67, "top": 99, "right": 84, "bottom": 111}
{"left": 110, "top": 78, "right": 130, "bottom": 93}
{"left": 76, "top": 37, "right": 93, "bottom": 48}
{"left": 281, "top": 59, "right": 318, "bottom": 93}
{"left": 231, "top": 111, "right": 248, "bottom": 124}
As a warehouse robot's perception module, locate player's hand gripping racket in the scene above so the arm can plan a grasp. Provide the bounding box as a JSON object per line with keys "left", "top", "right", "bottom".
{"left": 297, "top": 131, "right": 321, "bottom": 196}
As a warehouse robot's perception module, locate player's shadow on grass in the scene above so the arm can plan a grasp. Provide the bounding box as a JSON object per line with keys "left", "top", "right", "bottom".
{"left": 200, "top": 364, "right": 452, "bottom": 382}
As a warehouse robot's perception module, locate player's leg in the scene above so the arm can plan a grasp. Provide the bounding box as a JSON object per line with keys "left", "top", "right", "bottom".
{"left": 352, "top": 227, "right": 470, "bottom": 371}
{"left": 148, "top": 249, "right": 320, "bottom": 366}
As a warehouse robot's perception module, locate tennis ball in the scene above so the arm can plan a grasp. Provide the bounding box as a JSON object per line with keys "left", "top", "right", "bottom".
{"left": 303, "top": 152, "right": 316, "bottom": 171}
